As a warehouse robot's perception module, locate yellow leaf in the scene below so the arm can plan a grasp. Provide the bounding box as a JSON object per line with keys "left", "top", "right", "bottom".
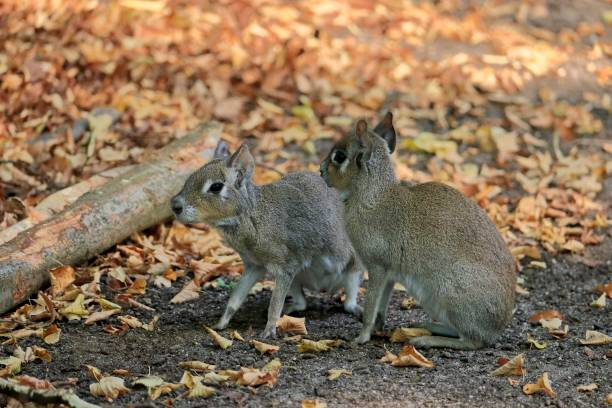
{"left": 296, "top": 339, "right": 343, "bottom": 353}
{"left": 490, "top": 354, "right": 526, "bottom": 377}
{"left": 389, "top": 327, "right": 432, "bottom": 343}
{"left": 251, "top": 340, "right": 279, "bottom": 355}
{"left": 31, "top": 346, "right": 52, "bottom": 362}
{"left": 257, "top": 98, "right": 284, "bottom": 115}
{"left": 561, "top": 239, "right": 584, "bottom": 253}
{"left": 523, "top": 372, "right": 556, "bottom": 398}
{"left": 579, "top": 330, "right": 612, "bottom": 345}
{"left": 89, "top": 376, "right": 130, "bottom": 400}
{"left": 262, "top": 358, "right": 281, "bottom": 373}
{"left": 327, "top": 369, "right": 352, "bottom": 380}
{"left": 178, "top": 361, "right": 216, "bottom": 372}
{"left": 276, "top": 315, "right": 308, "bottom": 335}
{"left": 0, "top": 356, "right": 22, "bottom": 377}
{"left": 527, "top": 334, "right": 547, "bottom": 350}
{"left": 188, "top": 379, "right": 216, "bottom": 398}
{"left": 99, "top": 298, "right": 122, "bottom": 310}
{"left": 203, "top": 372, "right": 230, "bottom": 385}
{"left": 60, "top": 294, "right": 89, "bottom": 320}
{"left": 204, "top": 326, "right": 233, "bottom": 349}
{"left": 229, "top": 330, "right": 245, "bottom": 341}
{"left": 85, "top": 364, "right": 103, "bottom": 381}
{"left": 590, "top": 293, "right": 606, "bottom": 308}
{"left": 149, "top": 382, "right": 182, "bottom": 400}
{"left": 401, "top": 132, "right": 459, "bottom": 161}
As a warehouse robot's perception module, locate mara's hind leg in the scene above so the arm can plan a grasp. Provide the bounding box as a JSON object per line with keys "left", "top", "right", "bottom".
{"left": 283, "top": 279, "right": 307, "bottom": 315}
{"left": 374, "top": 281, "right": 394, "bottom": 331}
{"left": 342, "top": 259, "right": 363, "bottom": 318}
{"left": 418, "top": 322, "right": 459, "bottom": 338}
{"left": 409, "top": 335, "right": 483, "bottom": 350}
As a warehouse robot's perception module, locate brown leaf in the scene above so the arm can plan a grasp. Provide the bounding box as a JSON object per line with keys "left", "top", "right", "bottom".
{"left": 595, "top": 283, "right": 612, "bottom": 298}
{"left": 576, "top": 383, "right": 597, "bottom": 392}
{"left": 327, "top": 369, "right": 352, "bottom": 380}
{"left": 90, "top": 376, "right": 130, "bottom": 400}
{"left": 389, "top": 327, "right": 432, "bottom": 343}
{"left": 85, "top": 309, "right": 119, "bottom": 325}
{"left": 491, "top": 354, "right": 526, "bottom": 376}
{"left": 579, "top": 330, "right": 612, "bottom": 345}
{"left": 251, "top": 340, "right": 279, "bottom": 355}
{"left": 42, "top": 325, "right": 61, "bottom": 345}
{"left": 296, "top": 339, "right": 343, "bottom": 353}
{"left": 170, "top": 280, "right": 200, "bottom": 304}
{"left": 179, "top": 361, "right": 216, "bottom": 372}
{"left": 528, "top": 310, "right": 564, "bottom": 324}
{"left": 49, "top": 266, "right": 75, "bottom": 296}
{"left": 523, "top": 372, "right": 556, "bottom": 398}
{"left": 17, "top": 375, "right": 55, "bottom": 390}
{"left": 389, "top": 345, "right": 434, "bottom": 368}
{"left": 276, "top": 315, "right": 307, "bottom": 335}
{"left": 302, "top": 400, "right": 327, "bottom": 408}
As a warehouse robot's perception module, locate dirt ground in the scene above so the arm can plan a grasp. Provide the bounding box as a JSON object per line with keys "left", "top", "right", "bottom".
{"left": 2, "top": 238, "right": 610, "bottom": 408}
{"left": 1, "top": 0, "right": 612, "bottom": 407}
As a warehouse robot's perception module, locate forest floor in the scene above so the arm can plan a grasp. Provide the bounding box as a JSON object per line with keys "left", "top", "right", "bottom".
{"left": 1, "top": 0, "right": 611, "bottom": 407}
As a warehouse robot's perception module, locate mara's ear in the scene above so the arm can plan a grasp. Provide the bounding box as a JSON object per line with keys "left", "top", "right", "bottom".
{"left": 354, "top": 119, "right": 372, "bottom": 168}
{"left": 214, "top": 139, "right": 231, "bottom": 159}
{"left": 227, "top": 143, "right": 254, "bottom": 186}
{"left": 373, "top": 112, "right": 396, "bottom": 153}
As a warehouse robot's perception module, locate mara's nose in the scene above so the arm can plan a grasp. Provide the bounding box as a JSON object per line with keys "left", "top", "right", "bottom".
{"left": 171, "top": 196, "right": 183, "bottom": 215}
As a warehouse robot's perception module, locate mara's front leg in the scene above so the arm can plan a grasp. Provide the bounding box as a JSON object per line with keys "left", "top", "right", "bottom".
{"left": 355, "top": 266, "right": 390, "bottom": 344}
{"left": 214, "top": 262, "right": 264, "bottom": 330}
{"left": 260, "top": 264, "right": 296, "bottom": 339}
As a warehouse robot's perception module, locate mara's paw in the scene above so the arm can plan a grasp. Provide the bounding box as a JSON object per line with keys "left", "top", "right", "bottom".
{"left": 213, "top": 320, "right": 229, "bottom": 331}
{"left": 353, "top": 331, "right": 371, "bottom": 344}
{"left": 345, "top": 304, "right": 363, "bottom": 320}
{"left": 260, "top": 326, "right": 277, "bottom": 339}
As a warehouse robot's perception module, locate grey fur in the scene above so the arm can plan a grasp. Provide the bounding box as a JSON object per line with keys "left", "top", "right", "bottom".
{"left": 171, "top": 142, "right": 363, "bottom": 338}
{"left": 320, "top": 113, "right": 516, "bottom": 349}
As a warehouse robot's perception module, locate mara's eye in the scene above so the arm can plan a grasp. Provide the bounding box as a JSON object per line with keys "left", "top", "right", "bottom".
{"left": 331, "top": 150, "right": 347, "bottom": 165}
{"left": 208, "top": 182, "right": 224, "bottom": 193}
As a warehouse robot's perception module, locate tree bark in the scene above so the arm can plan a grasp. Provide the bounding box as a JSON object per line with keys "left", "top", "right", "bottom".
{"left": 0, "top": 122, "right": 221, "bottom": 314}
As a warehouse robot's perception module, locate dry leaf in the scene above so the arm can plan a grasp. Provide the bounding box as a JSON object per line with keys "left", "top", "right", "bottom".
{"left": 252, "top": 339, "right": 279, "bottom": 355}
{"left": 548, "top": 325, "right": 569, "bottom": 338}
{"left": 17, "top": 375, "right": 54, "bottom": 390}
{"left": 297, "top": 339, "right": 343, "bottom": 353}
{"left": 491, "top": 354, "right": 526, "bottom": 377}
{"left": 230, "top": 330, "right": 245, "bottom": 341}
{"left": 576, "top": 383, "right": 597, "bottom": 392}
{"left": 126, "top": 277, "right": 147, "bottom": 295}
{"left": 529, "top": 310, "right": 563, "bottom": 323}
{"left": 579, "top": 330, "right": 612, "bottom": 345}
{"left": 188, "top": 379, "right": 216, "bottom": 398}
{"left": 85, "top": 309, "right": 119, "bottom": 325}
{"left": 327, "top": 369, "right": 352, "bottom": 380}
{"left": 179, "top": 361, "right": 216, "bottom": 372}
{"left": 389, "top": 345, "right": 434, "bottom": 368}
{"left": 170, "top": 280, "right": 200, "bottom": 304}
{"left": 527, "top": 334, "right": 548, "bottom": 350}
{"left": 389, "top": 327, "right": 432, "bottom": 343}
{"left": 60, "top": 294, "right": 89, "bottom": 320}
{"left": 203, "top": 372, "right": 230, "bottom": 385}
{"left": 90, "top": 376, "right": 130, "bottom": 400}
{"left": 234, "top": 367, "right": 278, "bottom": 387}
{"left": 99, "top": 298, "right": 121, "bottom": 310}
{"left": 42, "top": 325, "right": 61, "bottom": 345}
{"left": 49, "top": 266, "right": 75, "bottom": 296}
{"left": 590, "top": 293, "right": 606, "bottom": 308}
{"left": 523, "top": 372, "right": 556, "bottom": 398}
{"left": 85, "top": 364, "right": 103, "bottom": 381}
{"left": 205, "top": 326, "right": 233, "bottom": 349}
{"left": 539, "top": 318, "right": 562, "bottom": 330}
{"left": 302, "top": 400, "right": 327, "bottom": 408}
{"left": 276, "top": 315, "right": 307, "bottom": 335}
{"left": 0, "top": 356, "right": 22, "bottom": 377}
{"left": 595, "top": 283, "right": 612, "bottom": 298}
{"left": 149, "top": 382, "right": 182, "bottom": 400}
{"left": 262, "top": 358, "right": 281, "bottom": 373}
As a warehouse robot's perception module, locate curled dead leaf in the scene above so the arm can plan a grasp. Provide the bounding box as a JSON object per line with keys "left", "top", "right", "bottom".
{"left": 89, "top": 376, "right": 130, "bottom": 400}
{"left": 252, "top": 339, "right": 279, "bottom": 355}
{"left": 85, "top": 309, "right": 119, "bottom": 325}
{"left": 389, "top": 327, "right": 432, "bottom": 343}
{"left": 85, "top": 364, "right": 103, "bottom": 381}
{"left": 170, "top": 280, "right": 200, "bottom": 304}
{"left": 527, "top": 334, "right": 548, "bottom": 350}
{"left": 229, "top": 330, "right": 245, "bottom": 341}
{"left": 49, "top": 266, "right": 75, "bottom": 296}
{"left": 17, "top": 375, "right": 54, "bottom": 390}
{"left": 276, "top": 315, "right": 307, "bottom": 335}
{"left": 528, "top": 310, "right": 563, "bottom": 324}
{"left": 491, "top": 354, "right": 526, "bottom": 377}
{"left": 576, "top": 383, "right": 597, "bottom": 392}
{"left": 327, "top": 369, "right": 352, "bottom": 380}
{"left": 42, "top": 325, "right": 61, "bottom": 345}
{"left": 523, "top": 372, "right": 556, "bottom": 398}
{"left": 595, "top": 283, "right": 612, "bottom": 298}
{"left": 387, "top": 345, "right": 434, "bottom": 368}
{"left": 296, "top": 339, "right": 343, "bottom": 353}
{"left": 60, "top": 294, "right": 89, "bottom": 320}
{"left": 590, "top": 293, "right": 606, "bottom": 308}
{"left": 204, "top": 326, "right": 233, "bottom": 349}
{"left": 579, "top": 330, "right": 612, "bottom": 345}
{"left": 179, "top": 361, "right": 216, "bottom": 372}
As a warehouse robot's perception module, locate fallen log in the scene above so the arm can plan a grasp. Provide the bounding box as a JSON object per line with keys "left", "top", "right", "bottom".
{"left": 0, "top": 122, "right": 221, "bottom": 314}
